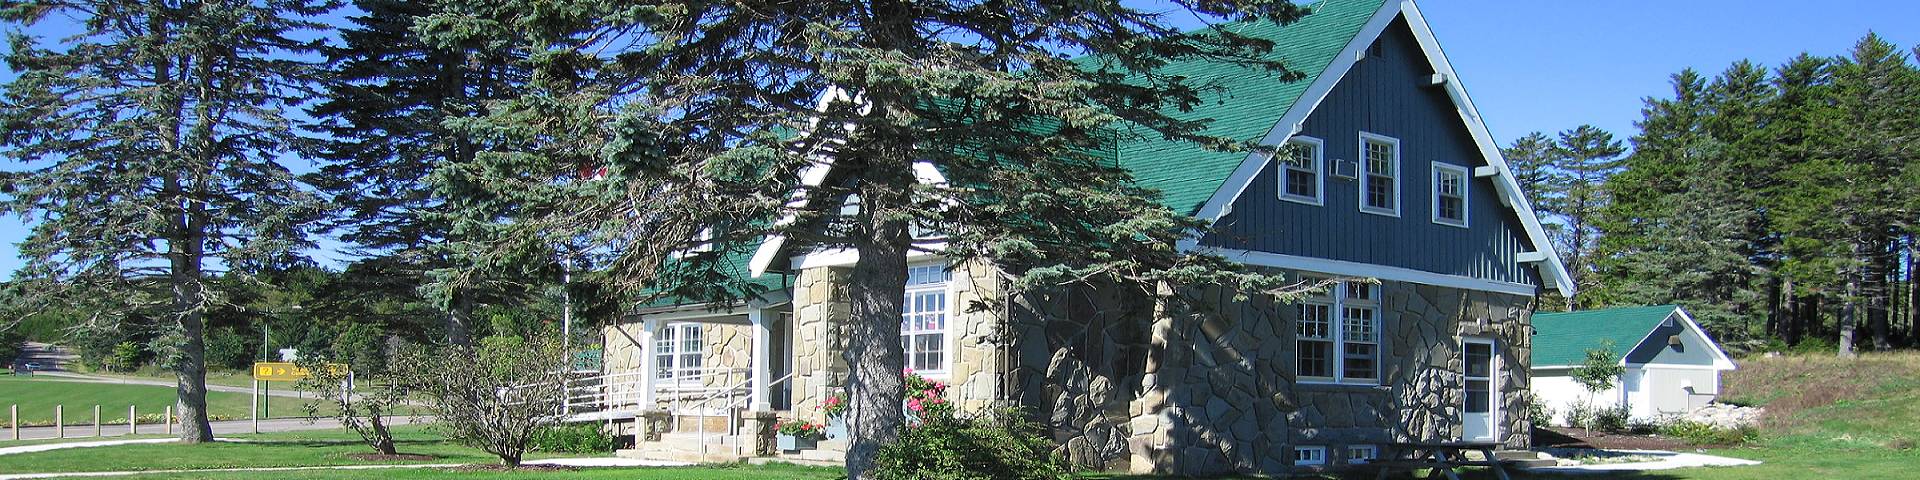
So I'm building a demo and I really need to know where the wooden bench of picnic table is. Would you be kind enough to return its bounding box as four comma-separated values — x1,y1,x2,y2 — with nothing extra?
1373,440,1513,480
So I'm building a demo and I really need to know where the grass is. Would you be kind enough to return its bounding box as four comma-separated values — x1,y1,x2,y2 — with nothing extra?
0,376,331,426
11,352,1920,479
102,463,843,480
83,367,265,390
0,426,532,474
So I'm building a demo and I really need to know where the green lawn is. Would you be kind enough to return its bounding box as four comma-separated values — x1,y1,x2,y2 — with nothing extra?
0,376,328,426
10,353,1919,480
100,464,842,480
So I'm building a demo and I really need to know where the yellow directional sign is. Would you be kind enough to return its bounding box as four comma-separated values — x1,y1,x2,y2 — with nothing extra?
251,362,348,381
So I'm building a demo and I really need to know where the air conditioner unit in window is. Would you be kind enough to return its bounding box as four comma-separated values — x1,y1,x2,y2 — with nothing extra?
1331,158,1358,179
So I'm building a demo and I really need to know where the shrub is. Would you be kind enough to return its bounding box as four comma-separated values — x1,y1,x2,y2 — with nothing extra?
1565,402,1633,433
776,419,827,439
870,409,1072,480
1661,420,1758,446
1523,393,1552,428
530,423,617,454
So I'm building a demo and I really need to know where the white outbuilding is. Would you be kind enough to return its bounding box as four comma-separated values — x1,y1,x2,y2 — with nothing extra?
1531,305,1737,425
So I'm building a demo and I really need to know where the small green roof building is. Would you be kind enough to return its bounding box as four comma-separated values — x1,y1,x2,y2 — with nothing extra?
1531,305,1736,424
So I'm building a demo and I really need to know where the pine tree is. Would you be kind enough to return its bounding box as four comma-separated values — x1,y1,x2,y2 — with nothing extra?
0,0,330,442
1501,132,1566,219
307,0,528,346
420,0,1315,475
1827,34,1919,356
1549,125,1626,309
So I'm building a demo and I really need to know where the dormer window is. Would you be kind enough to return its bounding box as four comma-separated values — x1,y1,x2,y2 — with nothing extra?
1278,137,1324,205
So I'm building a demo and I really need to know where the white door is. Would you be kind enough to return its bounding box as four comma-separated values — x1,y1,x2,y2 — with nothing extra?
1462,339,1497,441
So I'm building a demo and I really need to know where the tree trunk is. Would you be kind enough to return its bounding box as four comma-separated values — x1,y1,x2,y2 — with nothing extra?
1909,250,1919,345
1765,274,1783,340
369,414,397,455
841,150,913,480
1840,247,1862,358
447,289,474,346
1869,236,1893,350
167,172,216,443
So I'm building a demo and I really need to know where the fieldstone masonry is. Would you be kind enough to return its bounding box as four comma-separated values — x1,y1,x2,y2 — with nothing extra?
608,262,1537,476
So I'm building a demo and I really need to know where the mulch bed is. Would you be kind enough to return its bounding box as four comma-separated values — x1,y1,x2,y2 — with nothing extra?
1533,427,1694,451
347,453,440,461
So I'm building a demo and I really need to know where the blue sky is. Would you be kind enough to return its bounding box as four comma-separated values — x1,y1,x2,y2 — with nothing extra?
1,1,1917,278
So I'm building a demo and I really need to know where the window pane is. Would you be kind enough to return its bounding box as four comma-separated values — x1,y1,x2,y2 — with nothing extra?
1465,343,1492,378
1297,340,1332,378
1343,307,1376,342
1465,379,1491,413
1286,169,1316,198
1344,342,1377,381
656,355,674,379
1297,303,1331,339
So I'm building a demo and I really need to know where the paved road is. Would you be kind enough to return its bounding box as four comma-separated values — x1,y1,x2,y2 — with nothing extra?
2,416,434,442
30,371,312,400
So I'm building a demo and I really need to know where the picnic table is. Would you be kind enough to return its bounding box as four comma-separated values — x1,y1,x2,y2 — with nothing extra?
1371,440,1512,480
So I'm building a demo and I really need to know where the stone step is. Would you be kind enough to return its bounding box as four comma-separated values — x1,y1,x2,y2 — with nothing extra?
749,455,843,468
657,432,743,445
1493,449,1552,461
1507,458,1561,469
618,443,749,464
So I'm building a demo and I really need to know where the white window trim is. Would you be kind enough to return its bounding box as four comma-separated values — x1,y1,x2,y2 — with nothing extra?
1357,132,1401,217
901,262,956,378
1347,445,1378,465
1278,136,1325,206
655,323,705,387
1431,162,1469,228
1294,446,1327,466
1296,281,1383,386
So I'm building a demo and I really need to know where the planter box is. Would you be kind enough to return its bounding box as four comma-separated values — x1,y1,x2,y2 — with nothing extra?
777,434,818,451
825,416,848,440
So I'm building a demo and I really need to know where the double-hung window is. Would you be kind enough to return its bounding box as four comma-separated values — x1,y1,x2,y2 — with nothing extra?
1293,446,1327,466
1432,163,1468,227
1295,280,1381,384
1279,137,1324,204
1358,133,1400,216
901,264,950,375
655,323,704,386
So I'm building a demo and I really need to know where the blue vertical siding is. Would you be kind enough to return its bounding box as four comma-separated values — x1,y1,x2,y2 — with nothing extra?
1200,18,1543,287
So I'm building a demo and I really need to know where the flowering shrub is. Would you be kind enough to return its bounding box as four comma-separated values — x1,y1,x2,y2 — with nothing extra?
822,393,848,418
776,419,827,439
904,369,953,419
871,408,1071,480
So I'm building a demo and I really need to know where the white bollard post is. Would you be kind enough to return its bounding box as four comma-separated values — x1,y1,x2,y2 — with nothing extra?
55,405,63,438
165,406,173,435
129,405,138,435
93,405,101,437
9,404,17,440
251,379,259,434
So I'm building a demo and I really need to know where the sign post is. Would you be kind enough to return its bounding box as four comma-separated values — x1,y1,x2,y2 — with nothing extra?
251,362,348,427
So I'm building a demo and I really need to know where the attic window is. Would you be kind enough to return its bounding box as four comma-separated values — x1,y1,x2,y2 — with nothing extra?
1278,137,1324,205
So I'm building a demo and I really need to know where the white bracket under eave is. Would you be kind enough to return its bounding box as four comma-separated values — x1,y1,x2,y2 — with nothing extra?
1429,73,1448,86
1516,251,1549,263
1473,165,1500,178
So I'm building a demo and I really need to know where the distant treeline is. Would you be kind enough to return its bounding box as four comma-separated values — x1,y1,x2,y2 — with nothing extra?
1512,34,1920,356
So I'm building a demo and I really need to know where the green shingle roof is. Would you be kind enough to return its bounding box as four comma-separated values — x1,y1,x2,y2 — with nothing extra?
1113,0,1386,214
1531,305,1679,367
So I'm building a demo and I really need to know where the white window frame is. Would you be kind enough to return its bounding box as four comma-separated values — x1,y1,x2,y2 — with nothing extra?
1277,136,1325,205
1294,446,1327,466
1431,162,1469,227
1296,280,1382,386
654,322,705,388
1357,132,1401,217
901,263,954,378
1347,445,1378,464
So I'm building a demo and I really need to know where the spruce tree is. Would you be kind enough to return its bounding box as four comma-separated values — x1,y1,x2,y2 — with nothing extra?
420,0,1314,475
0,0,330,442
307,0,527,346
1549,125,1626,309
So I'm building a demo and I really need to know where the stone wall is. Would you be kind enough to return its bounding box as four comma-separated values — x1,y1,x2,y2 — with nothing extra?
1120,278,1535,475
1005,281,1155,470
790,266,853,419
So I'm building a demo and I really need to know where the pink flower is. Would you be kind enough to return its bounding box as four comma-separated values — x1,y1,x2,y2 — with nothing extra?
907,397,924,412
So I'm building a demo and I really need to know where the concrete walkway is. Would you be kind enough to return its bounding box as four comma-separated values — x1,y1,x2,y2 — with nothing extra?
1523,449,1762,474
